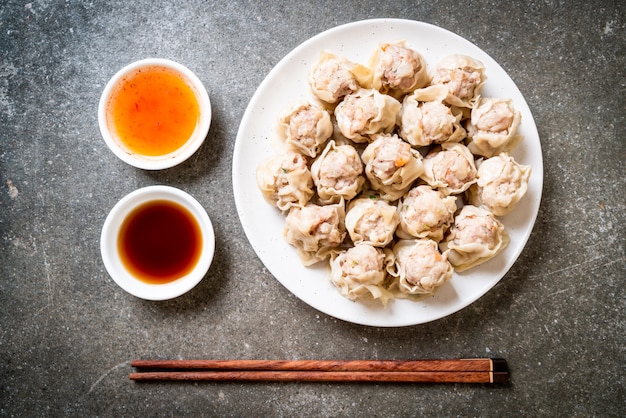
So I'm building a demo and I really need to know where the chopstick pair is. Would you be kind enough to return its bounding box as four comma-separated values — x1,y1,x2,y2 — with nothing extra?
130,358,509,384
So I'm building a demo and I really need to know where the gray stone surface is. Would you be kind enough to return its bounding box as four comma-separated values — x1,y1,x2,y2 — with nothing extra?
1,0,624,416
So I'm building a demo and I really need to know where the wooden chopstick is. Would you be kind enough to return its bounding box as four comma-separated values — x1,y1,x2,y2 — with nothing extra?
131,358,506,372
129,370,508,383
130,358,509,384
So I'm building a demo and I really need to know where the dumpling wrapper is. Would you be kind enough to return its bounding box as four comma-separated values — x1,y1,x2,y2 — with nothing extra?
467,97,523,157
398,85,466,147
429,54,486,108
256,151,314,212
361,133,424,201
311,140,365,204
440,205,510,272
309,51,372,105
284,200,346,266
420,142,478,195
397,185,457,242
468,153,532,216
329,244,395,304
334,88,402,143
369,40,429,98
345,196,400,247
390,238,454,297
280,102,333,158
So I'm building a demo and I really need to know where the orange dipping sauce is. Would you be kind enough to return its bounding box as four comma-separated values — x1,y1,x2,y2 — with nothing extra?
108,66,200,156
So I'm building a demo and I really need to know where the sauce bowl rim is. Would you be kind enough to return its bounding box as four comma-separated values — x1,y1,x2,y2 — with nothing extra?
98,58,212,170
100,185,215,300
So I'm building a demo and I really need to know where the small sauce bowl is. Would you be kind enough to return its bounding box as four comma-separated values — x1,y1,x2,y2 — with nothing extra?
101,185,215,300
98,58,211,170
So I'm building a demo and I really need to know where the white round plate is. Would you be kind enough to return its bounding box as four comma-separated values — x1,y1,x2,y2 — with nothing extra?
232,19,543,327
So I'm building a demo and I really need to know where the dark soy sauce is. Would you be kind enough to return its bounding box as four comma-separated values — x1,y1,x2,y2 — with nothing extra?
118,200,202,284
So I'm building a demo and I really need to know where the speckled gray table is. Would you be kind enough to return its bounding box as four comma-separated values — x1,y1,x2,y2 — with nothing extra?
1,1,624,416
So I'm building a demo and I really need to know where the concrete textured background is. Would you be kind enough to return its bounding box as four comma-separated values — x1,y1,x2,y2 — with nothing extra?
1,1,624,416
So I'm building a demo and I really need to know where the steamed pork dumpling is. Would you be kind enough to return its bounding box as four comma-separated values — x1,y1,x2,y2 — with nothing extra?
468,153,531,216
421,142,478,195
311,140,365,204
284,200,346,266
345,196,400,247
309,51,372,105
391,239,454,296
256,151,314,212
397,185,457,242
398,85,466,147
361,133,424,201
440,205,509,272
369,41,429,97
467,97,522,157
280,102,333,158
329,244,395,303
334,88,401,143
430,55,486,108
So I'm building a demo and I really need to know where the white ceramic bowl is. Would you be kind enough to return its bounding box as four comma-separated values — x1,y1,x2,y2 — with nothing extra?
101,185,215,300
98,58,212,170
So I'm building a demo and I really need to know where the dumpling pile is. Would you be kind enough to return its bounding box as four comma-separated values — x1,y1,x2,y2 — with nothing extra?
256,40,532,305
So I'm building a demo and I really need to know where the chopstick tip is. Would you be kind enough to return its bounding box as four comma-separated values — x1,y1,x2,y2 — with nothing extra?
492,372,510,384
491,358,509,373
